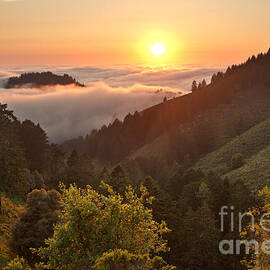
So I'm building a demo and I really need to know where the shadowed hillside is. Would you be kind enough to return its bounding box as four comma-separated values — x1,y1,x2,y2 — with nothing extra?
62,49,270,169
1,50,270,270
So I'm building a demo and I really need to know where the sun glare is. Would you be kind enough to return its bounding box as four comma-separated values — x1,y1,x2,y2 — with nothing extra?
151,43,165,56
136,31,181,65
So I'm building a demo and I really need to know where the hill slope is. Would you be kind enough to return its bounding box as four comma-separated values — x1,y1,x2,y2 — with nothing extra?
194,118,270,175
224,145,270,191
59,49,270,189
128,86,270,179
62,49,270,168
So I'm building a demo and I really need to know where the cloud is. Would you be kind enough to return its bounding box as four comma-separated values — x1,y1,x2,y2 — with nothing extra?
0,65,223,142
0,83,179,142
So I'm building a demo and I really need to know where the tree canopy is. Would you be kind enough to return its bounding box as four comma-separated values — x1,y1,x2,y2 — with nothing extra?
38,183,174,270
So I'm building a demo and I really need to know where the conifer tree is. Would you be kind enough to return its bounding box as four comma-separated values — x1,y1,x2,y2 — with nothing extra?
11,189,62,265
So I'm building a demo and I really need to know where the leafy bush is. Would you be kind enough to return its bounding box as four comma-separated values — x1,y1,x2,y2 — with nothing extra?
3,257,31,270
93,249,174,270
3,257,45,270
0,196,23,268
231,153,244,169
38,183,173,270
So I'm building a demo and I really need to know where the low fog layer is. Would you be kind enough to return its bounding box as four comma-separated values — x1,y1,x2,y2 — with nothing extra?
0,65,222,142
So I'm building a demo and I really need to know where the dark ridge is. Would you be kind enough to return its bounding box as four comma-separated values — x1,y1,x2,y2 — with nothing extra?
4,71,85,88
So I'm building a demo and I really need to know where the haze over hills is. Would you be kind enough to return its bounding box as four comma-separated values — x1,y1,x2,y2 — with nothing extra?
62,49,270,175
0,65,218,142
2,0,270,268
1,48,270,270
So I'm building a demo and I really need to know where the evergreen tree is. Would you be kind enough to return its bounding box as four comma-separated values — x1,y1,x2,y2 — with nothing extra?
104,165,130,195
191,80,198,92
180,205,222,270
201,79,207,88
64,151,97,188
11,189,62,265
0,103,26,197
20,120,48,172
142,177,182,267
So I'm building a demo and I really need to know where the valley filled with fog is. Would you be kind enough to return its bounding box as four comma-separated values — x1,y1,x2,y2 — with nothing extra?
0,64,221,141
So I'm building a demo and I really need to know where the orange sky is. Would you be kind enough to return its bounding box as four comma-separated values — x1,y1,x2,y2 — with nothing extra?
1,0,270,66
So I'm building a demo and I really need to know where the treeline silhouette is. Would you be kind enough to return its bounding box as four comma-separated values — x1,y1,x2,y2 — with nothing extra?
0,102,97,198
62,48,270,164
5,71,85,88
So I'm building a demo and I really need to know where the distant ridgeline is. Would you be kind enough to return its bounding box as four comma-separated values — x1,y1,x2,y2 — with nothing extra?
4,71,85,88
62,48,270,168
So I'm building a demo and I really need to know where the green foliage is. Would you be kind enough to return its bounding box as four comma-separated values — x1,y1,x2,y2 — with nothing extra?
151,256,174,270
225,145,270,192
20,120,49,172
64,150,98,188
178,181,201,213
0,103,51,199
203,171,230,214
142,177,181,267
0,144,26,197
0,196,23,268
11,189,62,265
102,165,130,195
0,103,26,197
38,183,172,270
1,50,270,270
44,144,66,189
166,168,204,200
179,205,222,270
121,159,145,184
241,187,270,269
3,257,31,270
92,249,148,270
93,249,175,270
195,118,270,174
3,257,46,270
142,176,180,227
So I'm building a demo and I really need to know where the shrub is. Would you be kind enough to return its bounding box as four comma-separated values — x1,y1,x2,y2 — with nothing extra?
38,183,174,270
3,257,31,270
231,153,244,169
3,257,45,270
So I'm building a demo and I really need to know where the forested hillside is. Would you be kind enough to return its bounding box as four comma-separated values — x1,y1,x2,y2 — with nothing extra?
62,49,270,167
0,49,270,269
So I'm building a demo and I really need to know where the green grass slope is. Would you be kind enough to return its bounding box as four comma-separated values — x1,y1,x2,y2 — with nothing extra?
129,88,270,168
194,118,270,175
224,145,270,192
130,132,171,162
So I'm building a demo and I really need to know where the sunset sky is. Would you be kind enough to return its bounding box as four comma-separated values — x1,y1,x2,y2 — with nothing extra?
1,0,270,65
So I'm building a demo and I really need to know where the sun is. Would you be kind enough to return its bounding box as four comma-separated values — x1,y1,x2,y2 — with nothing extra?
151,43,165,56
